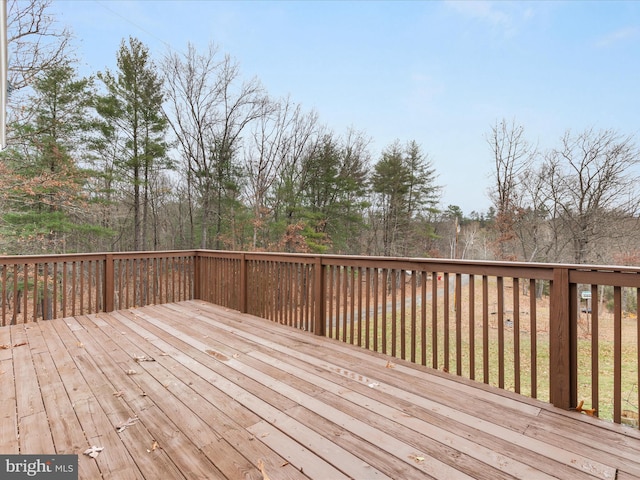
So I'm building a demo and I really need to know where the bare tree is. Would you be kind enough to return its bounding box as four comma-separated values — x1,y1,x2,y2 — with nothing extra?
7,0,71,91
243,96,320,249
545,128,640,264
487,118,536,260
162,43,266,248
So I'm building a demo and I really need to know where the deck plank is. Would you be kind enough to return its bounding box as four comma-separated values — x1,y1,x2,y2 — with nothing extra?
2,300,640,479
99,309,310,480
0,324,18,454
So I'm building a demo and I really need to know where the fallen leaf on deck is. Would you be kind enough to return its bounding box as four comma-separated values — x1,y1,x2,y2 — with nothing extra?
83,446,104,458
232,353,240,358
13,342,27,348
141,391,147,397
125,369,137,375
409,454,425,463
257,459,271,480
113,391,124,398
76,342,84,348
0,344,9,349
147,440,159,452
385,361,395,369
281,461,289,467
116,416,139,433
159,352,169,356
134,355,155,362
206,349,229,361
260,432,269,438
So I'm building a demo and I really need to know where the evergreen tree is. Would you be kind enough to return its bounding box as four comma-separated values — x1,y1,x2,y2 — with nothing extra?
299,132,369,253
371,140,440,256
95,37,168,251
0,61,95,253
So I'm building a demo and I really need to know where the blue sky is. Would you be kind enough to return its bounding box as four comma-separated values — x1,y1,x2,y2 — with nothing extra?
50,0,640,215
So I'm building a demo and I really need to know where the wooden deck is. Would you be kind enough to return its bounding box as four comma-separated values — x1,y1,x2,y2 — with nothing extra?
1,301,639,480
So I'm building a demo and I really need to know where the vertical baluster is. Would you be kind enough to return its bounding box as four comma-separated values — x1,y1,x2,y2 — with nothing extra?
400,269,406,359
349,266,355,345
365,267,371,350
613,286,622,424
513,277,521,394
32,263,38,322
62,262,67,318
591,284,599,414
443,272,450,373
381,268,387,355
530,279,537,398
52,262,58,318
23,263,29,323
391,269,397,358
1,265,6,325
469,275,476,380
410,270,417,363
497,276,505,389
482,275,489,384
431,271,438,369
373,268,379,352
420,271,427,366
455,273,462,376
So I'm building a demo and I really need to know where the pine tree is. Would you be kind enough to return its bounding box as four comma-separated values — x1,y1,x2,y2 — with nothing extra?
0,61,94,253
95,37,168,251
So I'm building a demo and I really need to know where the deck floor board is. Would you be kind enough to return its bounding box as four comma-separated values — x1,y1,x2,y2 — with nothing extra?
3,300,640,479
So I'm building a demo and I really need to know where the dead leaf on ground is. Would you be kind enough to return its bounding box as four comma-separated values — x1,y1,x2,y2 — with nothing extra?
147,440,159,452
573,399,597,416
83,446,104,458
257,459,271,480
113,391,124,398
76,342,84,348
125,369,137,375
13,342,27,348
0,344,9,349
385,360,395,369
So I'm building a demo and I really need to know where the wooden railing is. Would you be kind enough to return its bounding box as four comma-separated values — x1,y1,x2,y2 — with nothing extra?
0,251,195,323
2,250,639,427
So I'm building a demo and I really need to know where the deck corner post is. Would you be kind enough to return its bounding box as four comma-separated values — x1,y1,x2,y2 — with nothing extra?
104,254,114,312
239,252,247,313
549,266,574,409
313,256,326,336
193,250,202,300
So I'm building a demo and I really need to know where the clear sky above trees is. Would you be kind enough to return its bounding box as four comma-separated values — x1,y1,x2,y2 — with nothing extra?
49,0,640,214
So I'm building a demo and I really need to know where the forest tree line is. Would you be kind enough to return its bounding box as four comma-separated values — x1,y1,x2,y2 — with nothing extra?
1,0,640,265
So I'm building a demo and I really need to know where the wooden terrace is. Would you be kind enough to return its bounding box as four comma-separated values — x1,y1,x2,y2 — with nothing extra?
3,300,640,479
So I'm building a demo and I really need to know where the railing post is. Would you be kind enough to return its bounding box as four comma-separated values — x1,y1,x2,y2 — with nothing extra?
104,254,114,312
313,256,325,336
193,251,201,300
549,266,575,409
239,253,247,313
